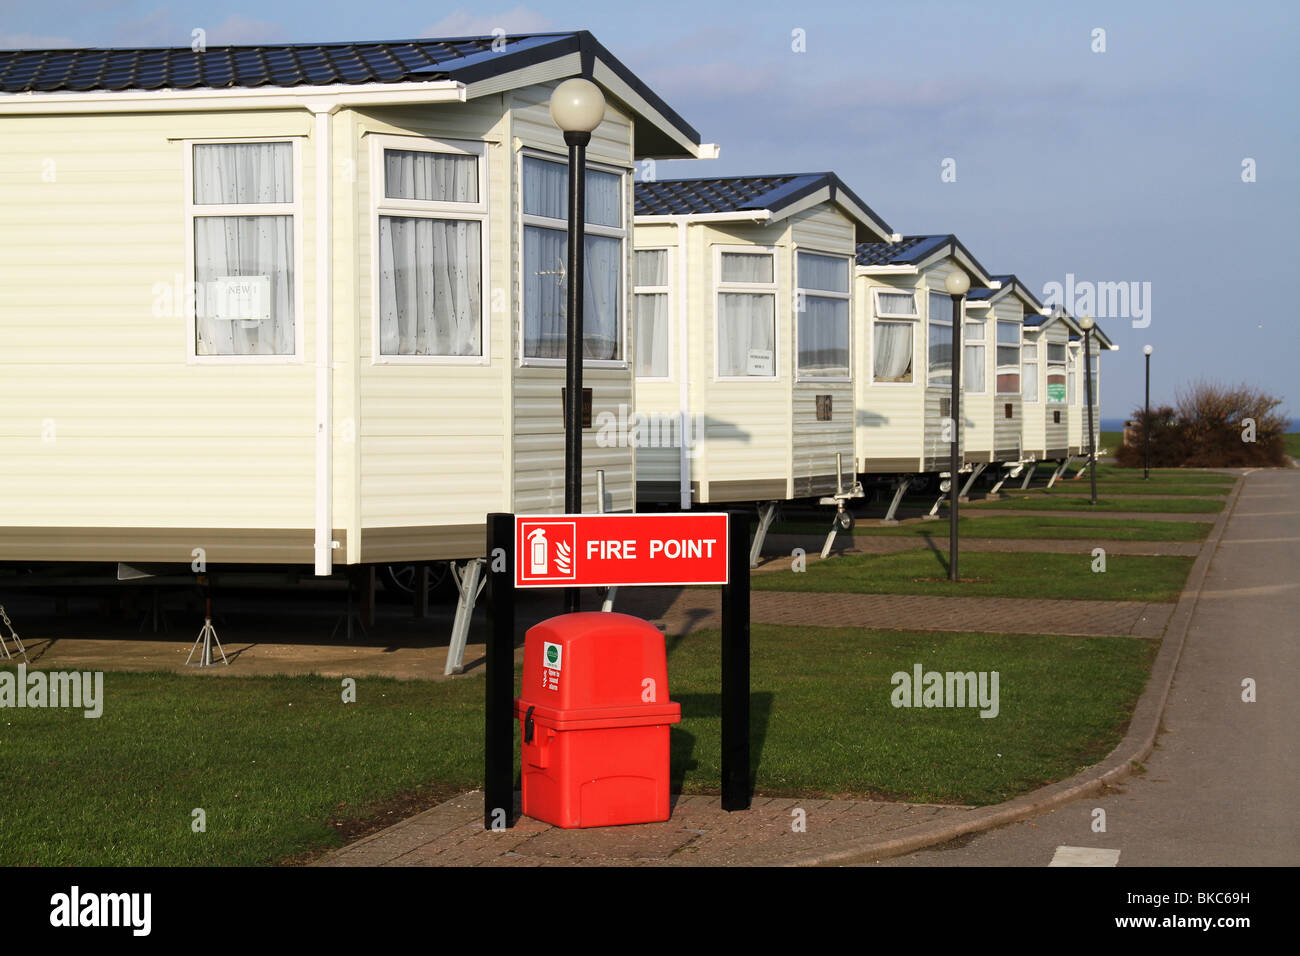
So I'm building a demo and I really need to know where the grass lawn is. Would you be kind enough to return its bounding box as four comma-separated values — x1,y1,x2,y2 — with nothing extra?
751,548,1193,601
1046,480,1230,497
670,625,1156,805
1094,465,1234,482
1284,433,1300,457
0,622,1158,863
775,515,1210,542
1100,430,1124,449
971,495,1223,514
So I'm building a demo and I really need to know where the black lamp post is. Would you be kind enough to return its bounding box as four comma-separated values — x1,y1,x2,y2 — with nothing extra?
1143,344,1153,480
945,269,970,582
550,78,606,613
1080,314,1098,505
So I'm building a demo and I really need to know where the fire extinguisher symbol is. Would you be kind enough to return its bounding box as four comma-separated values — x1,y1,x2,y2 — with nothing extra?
519,521,577,581
528,528,548,575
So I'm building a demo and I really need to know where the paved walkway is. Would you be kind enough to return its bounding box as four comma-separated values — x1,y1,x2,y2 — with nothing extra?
311,475,1250,868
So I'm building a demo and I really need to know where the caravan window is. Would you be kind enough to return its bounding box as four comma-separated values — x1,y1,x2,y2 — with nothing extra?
996,320,1020,393
927,291,954,387
375,138,488,359
1046,340,1067,403
190,141,299,358
1022,341,1040,403
716,249,777,378
964,319,986,393
796,252,850,378
872,289,916,383
634,249,671,378
1068,346,1078,404
522,155,625,362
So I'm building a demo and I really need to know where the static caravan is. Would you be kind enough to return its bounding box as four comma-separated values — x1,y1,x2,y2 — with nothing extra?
853,235,995,519
631,173,893,555
1020,307,1083,478
1068,321,1117,459
0,35,712,608
963,274,1049,493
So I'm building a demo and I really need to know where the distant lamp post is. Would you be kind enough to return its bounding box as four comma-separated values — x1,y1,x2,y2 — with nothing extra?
550,78,606,613
1143,344,1153,480
1080,315,1098,505
945,269,971,582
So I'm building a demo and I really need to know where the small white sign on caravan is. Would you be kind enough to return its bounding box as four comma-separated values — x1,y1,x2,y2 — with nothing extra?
211,275,271,325
745,348,774,376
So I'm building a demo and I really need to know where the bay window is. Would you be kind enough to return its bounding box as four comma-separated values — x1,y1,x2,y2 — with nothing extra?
964,318,986,392
522,154,625,362
634,249,671,378
872,289,916,383
996,319,1020,394
375,138,487,359
927,291,953,387
1047,341,1067,403
796,251,850,378
1022,340,1040,403
190,140,299,357
716,249,776,377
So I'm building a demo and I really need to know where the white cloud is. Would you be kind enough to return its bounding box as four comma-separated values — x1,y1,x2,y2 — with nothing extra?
422,6,553,39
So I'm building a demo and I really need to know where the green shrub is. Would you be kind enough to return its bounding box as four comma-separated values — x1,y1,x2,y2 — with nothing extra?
1117,381,1286,467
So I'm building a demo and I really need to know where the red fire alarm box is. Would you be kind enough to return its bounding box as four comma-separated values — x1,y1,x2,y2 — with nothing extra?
514,612,681,828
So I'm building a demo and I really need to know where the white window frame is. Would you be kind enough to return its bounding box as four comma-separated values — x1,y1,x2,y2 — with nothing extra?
870,287,918,386
184,136,305,364
1068,342,1080,406
963,317,986,394
1046,336,1067,404
368,134,490,366
713,243,779,381
995,316,1021,395
873,287,918,319
794,247,852,382
926,288,956,388
1022,334,1041,404
517,147,628,369
633,246,673,381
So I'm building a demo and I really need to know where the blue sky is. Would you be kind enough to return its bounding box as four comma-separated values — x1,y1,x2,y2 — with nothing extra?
4,0,1297,420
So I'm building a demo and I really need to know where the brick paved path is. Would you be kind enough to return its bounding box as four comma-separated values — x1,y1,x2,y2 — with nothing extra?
314,790,969,868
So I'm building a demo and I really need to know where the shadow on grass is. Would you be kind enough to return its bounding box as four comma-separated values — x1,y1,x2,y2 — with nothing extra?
669,691,775,797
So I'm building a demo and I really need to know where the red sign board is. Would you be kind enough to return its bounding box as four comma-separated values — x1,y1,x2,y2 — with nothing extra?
514,513,729,588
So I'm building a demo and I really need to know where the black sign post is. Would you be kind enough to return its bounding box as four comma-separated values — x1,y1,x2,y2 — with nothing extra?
721,510,752,811
484,512,515,830
483,510,752,829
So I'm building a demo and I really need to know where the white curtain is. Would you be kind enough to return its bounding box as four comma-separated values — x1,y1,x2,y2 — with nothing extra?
964,345,985,391
873,321,912,381
1023,343,1039,402
522,157,621,226
720,252,773,284
522,227,622,360
798,296,848,376
193,143,295,356
928,292,953,386
378,216,481,356
635,249,667,286
635,294,669,377
384,149,477,202
718,293,775,376
877,291,915,315
798,252,848,293
1068,354,1077,404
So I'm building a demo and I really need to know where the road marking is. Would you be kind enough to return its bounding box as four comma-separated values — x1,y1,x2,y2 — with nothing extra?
1049,845,1121,867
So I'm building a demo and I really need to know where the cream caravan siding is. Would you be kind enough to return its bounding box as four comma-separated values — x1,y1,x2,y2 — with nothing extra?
1043,324,1068,454
349,99,512,548
790,206,855,491
856,274,922,471
1021,329,1046,455
696,220,791,501
0,110,321,551
510,86,637,514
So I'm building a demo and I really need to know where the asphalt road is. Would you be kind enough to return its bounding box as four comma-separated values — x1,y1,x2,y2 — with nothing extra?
868,468,1299,867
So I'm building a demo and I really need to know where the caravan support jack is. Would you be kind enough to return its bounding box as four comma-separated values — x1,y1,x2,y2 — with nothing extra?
749,501,779,569
1020,462,1038,490
959,462,988,501
1045,457,1072,489
880,477,913,525
445,558,486,676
